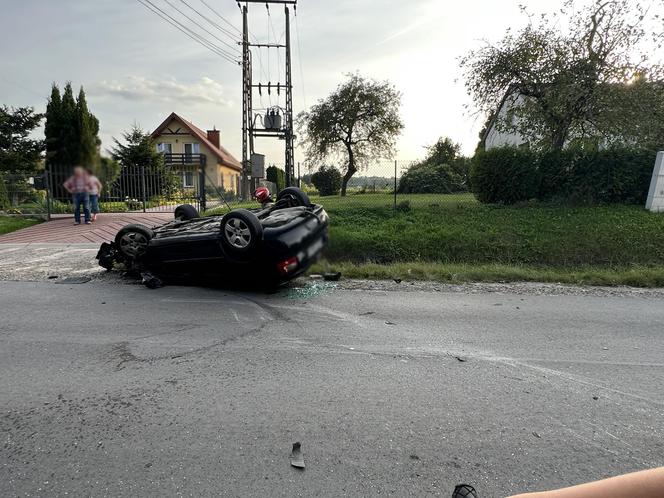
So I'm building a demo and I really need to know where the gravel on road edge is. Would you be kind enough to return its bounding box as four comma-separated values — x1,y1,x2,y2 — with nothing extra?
3,243,664,299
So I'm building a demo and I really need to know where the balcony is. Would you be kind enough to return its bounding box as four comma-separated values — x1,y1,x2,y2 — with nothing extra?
162,153,206,166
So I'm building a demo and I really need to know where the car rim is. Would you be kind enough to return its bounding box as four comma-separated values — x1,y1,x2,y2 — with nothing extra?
224,218,251,248
119,232,149,258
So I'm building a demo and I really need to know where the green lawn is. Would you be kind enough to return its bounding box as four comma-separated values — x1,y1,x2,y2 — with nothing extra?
0,216,41,235
317,195,664,266
208,192,664,286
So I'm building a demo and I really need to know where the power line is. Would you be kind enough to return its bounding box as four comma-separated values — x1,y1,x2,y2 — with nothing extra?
293,8,306,109
267,6,282,85
177,0,241,45
136,0,239,64
163,0,240,56
199,0,242,35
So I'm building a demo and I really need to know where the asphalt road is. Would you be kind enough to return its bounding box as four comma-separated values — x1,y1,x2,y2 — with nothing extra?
1,280,663,497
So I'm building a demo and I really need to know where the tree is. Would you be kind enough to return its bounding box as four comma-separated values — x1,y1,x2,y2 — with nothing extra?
59,83,78,167
44,84,63,170
266,164,285,191
398,137,470,193
0,106,44,172
311,165,342,196
461,0,664,150
44,82,101,170
111,125,177,199
75,87,100,167
97,156,121,188
298,74,404,195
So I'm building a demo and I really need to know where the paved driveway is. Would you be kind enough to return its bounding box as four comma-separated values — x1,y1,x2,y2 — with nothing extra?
0,213,172,244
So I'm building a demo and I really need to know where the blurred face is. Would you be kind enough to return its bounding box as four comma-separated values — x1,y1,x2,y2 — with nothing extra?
73,167,85,177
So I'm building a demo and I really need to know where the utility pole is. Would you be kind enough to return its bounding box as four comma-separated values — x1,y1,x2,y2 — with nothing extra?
241,4,250,199
240,0,297,195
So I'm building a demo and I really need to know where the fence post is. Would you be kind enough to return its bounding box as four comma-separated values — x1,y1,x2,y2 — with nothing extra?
140,165,147,213
199,160,206,212
45,169,52,221
394,160,397,210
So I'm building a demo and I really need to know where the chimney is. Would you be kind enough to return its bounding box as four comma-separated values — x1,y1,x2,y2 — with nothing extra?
207,127,220,149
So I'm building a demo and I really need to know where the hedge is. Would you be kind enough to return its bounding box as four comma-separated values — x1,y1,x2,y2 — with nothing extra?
471,146,658,205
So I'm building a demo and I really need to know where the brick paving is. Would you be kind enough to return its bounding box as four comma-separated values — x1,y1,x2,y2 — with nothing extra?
0,213,172,245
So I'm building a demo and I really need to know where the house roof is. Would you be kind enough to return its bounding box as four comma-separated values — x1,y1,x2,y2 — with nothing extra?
480,88,520,147
151,112,242,171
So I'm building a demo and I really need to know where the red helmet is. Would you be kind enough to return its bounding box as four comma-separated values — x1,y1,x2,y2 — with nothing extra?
252,186,271,203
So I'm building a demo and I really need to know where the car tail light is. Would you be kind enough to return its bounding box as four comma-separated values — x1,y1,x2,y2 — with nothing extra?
277,256,299,276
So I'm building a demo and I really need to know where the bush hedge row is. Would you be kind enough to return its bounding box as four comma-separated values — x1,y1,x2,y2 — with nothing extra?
471,146,658,205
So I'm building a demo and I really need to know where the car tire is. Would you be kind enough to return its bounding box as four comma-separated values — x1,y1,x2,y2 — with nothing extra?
277,187,310,207
174,204,199,221
115,224,154,260
220,209,263,256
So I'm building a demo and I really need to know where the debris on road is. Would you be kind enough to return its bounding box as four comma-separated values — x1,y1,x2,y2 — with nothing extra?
323,272,341,281
141,272,163,289
453,484,478,497
359,311,375,316
54,276,91,285
454,356,466,362
532,431,541,438
385,321,396,325
290,442,305,469
393,278,402,284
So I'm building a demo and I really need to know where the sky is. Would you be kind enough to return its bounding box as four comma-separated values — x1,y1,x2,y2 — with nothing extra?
1,0,577,168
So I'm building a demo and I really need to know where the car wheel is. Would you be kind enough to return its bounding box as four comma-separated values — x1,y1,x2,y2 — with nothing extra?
174,204,199,221
277,187,310,207
220,209,263,254
115,224,154,260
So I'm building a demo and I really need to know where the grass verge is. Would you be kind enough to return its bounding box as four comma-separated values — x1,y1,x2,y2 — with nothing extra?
0,216,41,235
309,261,664,288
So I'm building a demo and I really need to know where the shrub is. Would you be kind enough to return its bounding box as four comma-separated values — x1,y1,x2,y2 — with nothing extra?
311,165,342,196
266,165,286,191
471,147,540,204
472,146,657,205
396,200,411,212
0,174,9,210
398,161,469,194
538,146,656,204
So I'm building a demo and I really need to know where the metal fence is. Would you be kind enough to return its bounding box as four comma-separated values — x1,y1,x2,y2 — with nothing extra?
0,172,50,216
0,160,476,217
216,160,477,212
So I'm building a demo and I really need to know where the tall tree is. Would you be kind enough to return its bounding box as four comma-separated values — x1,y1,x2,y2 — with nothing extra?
111,125,177,198
0,106,44,172
298,74,403,195
44,84,63,170
75,87,100,167
59,83,78,166
461,0,664,150
45,82,102,199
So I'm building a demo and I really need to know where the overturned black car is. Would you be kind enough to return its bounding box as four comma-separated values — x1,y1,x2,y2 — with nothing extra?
96,187,329,288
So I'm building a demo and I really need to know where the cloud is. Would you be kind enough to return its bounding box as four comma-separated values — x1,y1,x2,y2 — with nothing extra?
88,76,230,106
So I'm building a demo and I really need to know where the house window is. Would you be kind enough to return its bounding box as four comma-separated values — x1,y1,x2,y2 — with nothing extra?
156,143,172,154
183,143,200,161
182,171,195,188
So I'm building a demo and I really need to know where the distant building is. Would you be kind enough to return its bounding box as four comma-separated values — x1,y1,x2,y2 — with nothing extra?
481,93,529,150
151,112,242,193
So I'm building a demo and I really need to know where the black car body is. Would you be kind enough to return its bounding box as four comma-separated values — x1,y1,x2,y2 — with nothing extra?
96,188,329,287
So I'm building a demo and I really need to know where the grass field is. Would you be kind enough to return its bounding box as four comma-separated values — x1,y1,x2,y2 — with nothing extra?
0,216,41,235
209,192,664,286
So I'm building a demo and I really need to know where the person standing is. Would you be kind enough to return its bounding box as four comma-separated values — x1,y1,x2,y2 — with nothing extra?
63,166,91,225
86,168,103,222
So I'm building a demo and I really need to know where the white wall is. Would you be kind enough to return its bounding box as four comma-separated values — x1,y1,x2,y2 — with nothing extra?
646,152,664,212
485,94,528,150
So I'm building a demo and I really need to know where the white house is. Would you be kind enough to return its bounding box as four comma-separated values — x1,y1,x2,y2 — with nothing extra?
482,93,529,150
